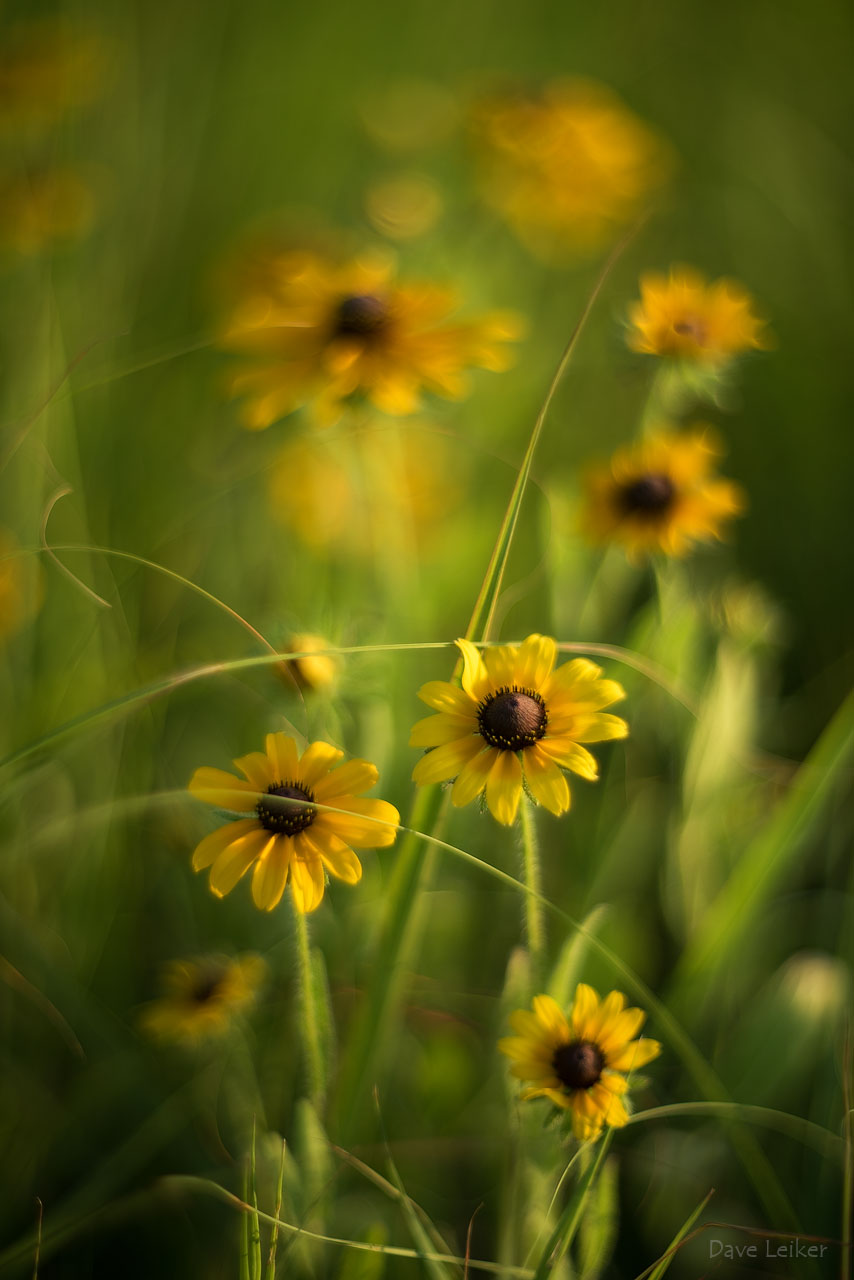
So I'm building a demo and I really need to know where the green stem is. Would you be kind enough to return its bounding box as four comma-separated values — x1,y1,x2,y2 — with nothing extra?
519,799,545,987
294,907,325,1109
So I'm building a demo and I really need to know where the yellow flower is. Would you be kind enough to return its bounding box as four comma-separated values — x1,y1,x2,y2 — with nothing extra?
279,633,338,692
189,733,399,913
470,78,671,260
499,986,661,1141
627,266,769,362
0,169,95,254
582,429,745,560
269,426,466,557
0,529,43,644
139,953,266,1045
221,249,520,429
410,634,627,826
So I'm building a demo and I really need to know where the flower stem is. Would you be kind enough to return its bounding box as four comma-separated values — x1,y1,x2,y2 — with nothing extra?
519,798,546,987
293,905,325,1109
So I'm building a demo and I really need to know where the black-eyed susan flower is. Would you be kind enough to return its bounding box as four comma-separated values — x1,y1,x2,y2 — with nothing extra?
470,78,671,260
410,635,627,826
139,953,266,1045
279,633,338,692
221,249,520,429
499,986,661,1141
581,428,745,560
627,266,769,363
189,733,399,913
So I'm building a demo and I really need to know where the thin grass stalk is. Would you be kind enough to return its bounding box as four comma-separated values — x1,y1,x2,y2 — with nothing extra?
532,1132,614,1279
264,1141,287,1280
842,1025,853,1280
519,798,546,987
293,907,325,1109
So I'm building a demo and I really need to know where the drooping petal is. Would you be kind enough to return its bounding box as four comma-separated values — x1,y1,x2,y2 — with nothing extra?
209,829,274,897
451,746,499,807
485,750,523,825
412,734,484,785
290,854,326,913
251,838,290,911
455,638,490,701
539,737,599,779
191,818,259,871
304,829,362,885
523,745,571,815
188,767,259,811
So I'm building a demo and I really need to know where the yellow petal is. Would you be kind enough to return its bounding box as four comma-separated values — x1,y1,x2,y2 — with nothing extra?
191,818,259,871
451,746,499,808
598,1007,646,1053
523,745,571,815
304,829,362,885
265,733,300,780
290,854,326,913
412,734,484,785
188,767,259,812
416,680,474,714
571,714,629,744
482,644,517,688
455,638,490,701
513,634,557,690
607,1038,661,1072
316,796,400,848
571,983,601,1039
298,740,345,787
532,994,570,1039
485,750,523,825
540,738,599,780
209,829,274,897
409,713,476,748
233,752,273,789
251,838,290,911
313,758,378,799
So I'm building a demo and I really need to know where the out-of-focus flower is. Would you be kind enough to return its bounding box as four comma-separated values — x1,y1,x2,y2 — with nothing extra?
470,78,671,260
410,634,627,826
364,172,443,240
139,953,266,1045
279,633,338,692
499,986,660,1141
627,266,769,362
268,426,466,557
189,733,399,913
0,22,111,140
221,248,521,429
360,78,459,152
0,168,95,254
581,429,745,560
0,529,43,644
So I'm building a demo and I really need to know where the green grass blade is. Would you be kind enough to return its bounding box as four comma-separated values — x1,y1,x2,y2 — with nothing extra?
532,1133,614,1280
641,1190,714,1280
264,1141,287,1280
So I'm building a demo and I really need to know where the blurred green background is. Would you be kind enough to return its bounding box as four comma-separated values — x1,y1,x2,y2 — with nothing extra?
1,0,852,1277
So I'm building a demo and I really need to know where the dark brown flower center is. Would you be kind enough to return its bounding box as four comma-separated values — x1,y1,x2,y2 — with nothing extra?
618,472,675,516
189,966,225,1005
477,686,548,752
256,782,315,835
672,316,707,344
334,294,390,339
552,1040,604,1090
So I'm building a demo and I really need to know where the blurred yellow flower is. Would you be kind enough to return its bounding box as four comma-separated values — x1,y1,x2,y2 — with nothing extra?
364,172,443,240
221,249,520,429
280,633,338,692
410,634,627,826
0,169,95,254
0,21,111,139
470,78,671,259
627,266,769,362
189,733,399,913
269,426,466,556
139,954,266,1045
0,529,43,644
499,985,661,1141
582,428,745,560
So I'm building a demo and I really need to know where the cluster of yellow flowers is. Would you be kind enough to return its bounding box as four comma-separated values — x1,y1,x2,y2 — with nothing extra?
159,81,770,1143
